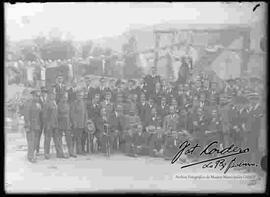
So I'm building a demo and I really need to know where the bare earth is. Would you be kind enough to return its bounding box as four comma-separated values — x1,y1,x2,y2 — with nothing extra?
5,132,266,193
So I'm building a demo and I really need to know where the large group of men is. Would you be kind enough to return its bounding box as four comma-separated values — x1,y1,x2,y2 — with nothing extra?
22,65,264,174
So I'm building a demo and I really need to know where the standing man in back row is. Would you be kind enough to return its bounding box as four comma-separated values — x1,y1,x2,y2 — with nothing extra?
54,75,66,104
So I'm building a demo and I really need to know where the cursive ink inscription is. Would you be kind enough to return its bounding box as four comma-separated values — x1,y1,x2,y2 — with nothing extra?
200,141,249,156
171,141,201,164
202,157,258,174
171,140,257,174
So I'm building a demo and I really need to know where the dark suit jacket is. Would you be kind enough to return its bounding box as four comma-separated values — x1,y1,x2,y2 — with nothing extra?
145,115,162,129
143,75,161,98
109,112,127,135
163,114,180,132
137,103,151,127
54,83,66,103
86,103,101,122
43,100,58,130
67,87,77,104
94,87,110,101
157,105,169,122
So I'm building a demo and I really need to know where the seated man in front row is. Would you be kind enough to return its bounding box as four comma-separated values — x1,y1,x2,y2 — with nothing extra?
122,105,142,157
83,119,97,154
95,108,118,154
145,107,164,157
162,105,180,160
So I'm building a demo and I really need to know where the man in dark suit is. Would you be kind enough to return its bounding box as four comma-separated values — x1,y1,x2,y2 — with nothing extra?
125,79,138,96
145,107,163,157
83,76,95,102
100,91,114,116
205,108,223,156
152,82,163,105
54,75,66,104
143,66,161,98
95,107,119,154
67,80,77,104
163,105,180,160
137,79,148,99
157,96,169,123
95,77,108,101
113,80,125,103
137,93,151,128
173,84,185,108
109,104,127,152
122,105,142,157
87,93,101,124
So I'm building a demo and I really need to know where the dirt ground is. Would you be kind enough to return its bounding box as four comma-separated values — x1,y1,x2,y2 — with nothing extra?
4,131,266,193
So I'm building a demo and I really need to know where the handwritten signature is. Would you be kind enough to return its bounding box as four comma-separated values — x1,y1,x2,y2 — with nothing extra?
171,141,258,174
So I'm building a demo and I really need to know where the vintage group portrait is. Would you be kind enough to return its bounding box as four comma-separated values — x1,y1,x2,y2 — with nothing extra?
4,2,267,193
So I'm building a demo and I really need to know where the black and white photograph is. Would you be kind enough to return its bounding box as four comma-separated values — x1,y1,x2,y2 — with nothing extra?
4,2,267,193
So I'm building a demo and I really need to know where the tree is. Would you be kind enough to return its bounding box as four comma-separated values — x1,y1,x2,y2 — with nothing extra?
91,46,105,57
122,36,142,79
21,45,38,62
82,40,93,59
104,48,112,56
34,36,47,49
40,39,75,61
